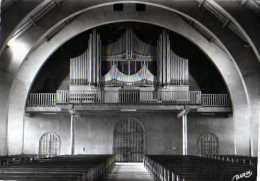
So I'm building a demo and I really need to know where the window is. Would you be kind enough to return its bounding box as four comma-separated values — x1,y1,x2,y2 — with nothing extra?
39,132,61,157
136,4,146,11
197,132,219,156
113,4,124,11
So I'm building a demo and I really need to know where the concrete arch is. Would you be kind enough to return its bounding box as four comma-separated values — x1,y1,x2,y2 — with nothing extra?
2,0,260,65
199,0,260,62
7,3,251,156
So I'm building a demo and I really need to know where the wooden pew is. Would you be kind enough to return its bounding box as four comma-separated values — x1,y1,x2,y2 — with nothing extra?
206,154,257,167
0,154,115,181
144,155,257,181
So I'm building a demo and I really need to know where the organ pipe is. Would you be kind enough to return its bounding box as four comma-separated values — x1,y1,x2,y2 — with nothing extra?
70,29,101,86
69,28,189,88
157,30,189,86
103,28,155,62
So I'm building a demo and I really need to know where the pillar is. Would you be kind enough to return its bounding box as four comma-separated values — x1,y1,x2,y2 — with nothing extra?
182,114,188,155
70,110,78,155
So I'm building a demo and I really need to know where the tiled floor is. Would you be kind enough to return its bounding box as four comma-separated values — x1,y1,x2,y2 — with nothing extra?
106,162,154,181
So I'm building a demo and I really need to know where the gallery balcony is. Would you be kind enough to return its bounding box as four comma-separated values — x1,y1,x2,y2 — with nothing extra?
25,90,232,113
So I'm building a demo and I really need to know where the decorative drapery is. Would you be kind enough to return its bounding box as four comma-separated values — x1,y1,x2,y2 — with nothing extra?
104,64,154,84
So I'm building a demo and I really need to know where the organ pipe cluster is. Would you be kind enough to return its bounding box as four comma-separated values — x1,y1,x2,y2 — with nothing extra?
104,64,154,84
157,30,189,86
70,28,189,88
70,30,102,86
104,28,155,62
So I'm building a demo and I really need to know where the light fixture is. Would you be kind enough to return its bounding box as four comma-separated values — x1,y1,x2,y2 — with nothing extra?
7,37,29,61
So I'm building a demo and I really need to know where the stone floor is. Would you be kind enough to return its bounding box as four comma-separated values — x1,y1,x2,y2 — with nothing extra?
105,162,154,181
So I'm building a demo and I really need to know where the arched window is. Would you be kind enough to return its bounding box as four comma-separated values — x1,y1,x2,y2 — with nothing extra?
39,132,61,157
197,132,219,156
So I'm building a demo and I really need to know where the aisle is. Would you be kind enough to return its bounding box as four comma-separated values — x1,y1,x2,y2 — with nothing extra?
106,162,154,181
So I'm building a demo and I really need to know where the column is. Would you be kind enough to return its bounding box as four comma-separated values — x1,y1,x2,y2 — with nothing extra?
70,110,78,155
182,114,188,155
178,108,190,156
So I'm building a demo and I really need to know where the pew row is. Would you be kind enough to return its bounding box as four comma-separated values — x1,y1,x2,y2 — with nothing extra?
0,154,115,181
144,155,257,181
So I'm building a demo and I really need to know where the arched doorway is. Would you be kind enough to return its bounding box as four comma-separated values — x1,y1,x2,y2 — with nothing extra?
198,132,219,156
113,119,144,162
39,132,61,157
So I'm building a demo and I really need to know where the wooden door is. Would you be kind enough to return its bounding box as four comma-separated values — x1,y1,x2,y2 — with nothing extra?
113,119,144,162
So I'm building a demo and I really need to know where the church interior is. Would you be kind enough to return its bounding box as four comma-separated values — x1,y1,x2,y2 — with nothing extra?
0,0,259,181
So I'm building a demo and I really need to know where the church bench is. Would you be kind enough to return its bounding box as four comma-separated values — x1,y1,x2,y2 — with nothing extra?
206,154,257,167
0,154,115,181
144,155,256,181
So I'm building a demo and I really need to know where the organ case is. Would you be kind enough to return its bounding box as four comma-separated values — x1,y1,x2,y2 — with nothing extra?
67,27,191,104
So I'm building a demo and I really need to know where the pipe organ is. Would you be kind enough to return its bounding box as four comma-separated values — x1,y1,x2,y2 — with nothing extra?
68,27,191,103
157,30,189,86
157,30,190,101
70,30,101,87
104,64,154,86
103,28,155,62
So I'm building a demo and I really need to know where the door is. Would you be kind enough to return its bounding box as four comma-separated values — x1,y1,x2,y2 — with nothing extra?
113,119,144,162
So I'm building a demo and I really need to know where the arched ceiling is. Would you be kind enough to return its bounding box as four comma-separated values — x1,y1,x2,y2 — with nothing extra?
0,0,259,80
1,0,260,61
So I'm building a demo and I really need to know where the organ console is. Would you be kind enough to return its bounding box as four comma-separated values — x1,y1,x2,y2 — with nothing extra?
69,27,191,103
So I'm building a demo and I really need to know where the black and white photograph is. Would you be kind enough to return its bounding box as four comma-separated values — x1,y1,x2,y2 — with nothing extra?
0,0,259,181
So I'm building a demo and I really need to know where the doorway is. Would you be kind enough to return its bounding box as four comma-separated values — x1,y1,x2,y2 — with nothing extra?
113,118,144,162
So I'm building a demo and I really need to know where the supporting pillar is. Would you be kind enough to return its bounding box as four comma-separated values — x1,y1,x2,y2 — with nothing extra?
70,110,78,155
182,114,188,155
178,108,190,156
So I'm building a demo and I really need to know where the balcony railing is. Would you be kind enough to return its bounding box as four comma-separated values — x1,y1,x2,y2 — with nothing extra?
26,93,56,107
201,94,231,106
26,90,231,108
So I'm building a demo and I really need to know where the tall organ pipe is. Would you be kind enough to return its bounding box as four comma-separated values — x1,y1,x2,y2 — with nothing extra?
69,29,101,86
157,30,189,86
